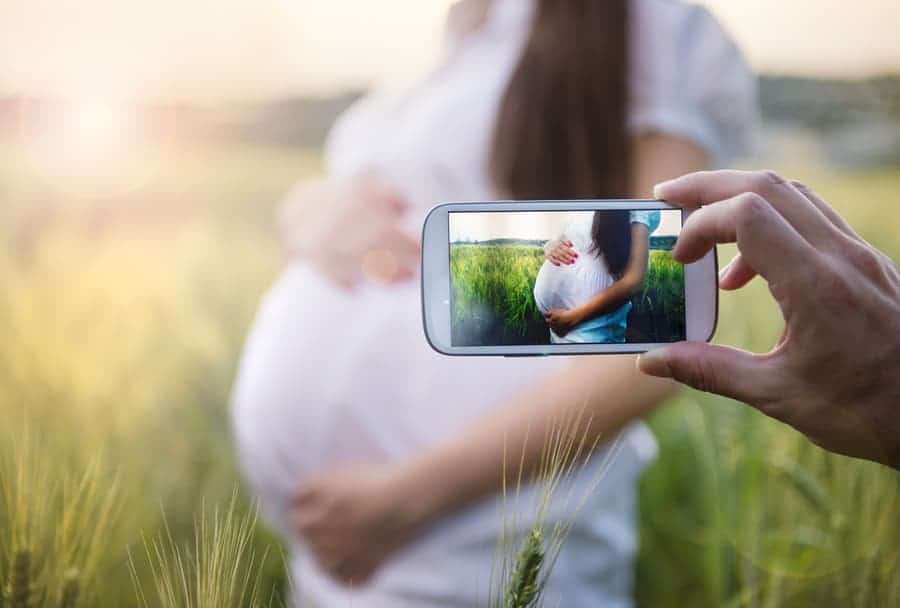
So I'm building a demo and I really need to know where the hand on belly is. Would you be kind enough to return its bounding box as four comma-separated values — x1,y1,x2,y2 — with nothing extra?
292,462,426,586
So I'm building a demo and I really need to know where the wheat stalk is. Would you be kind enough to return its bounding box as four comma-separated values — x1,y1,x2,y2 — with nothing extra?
504,527,544,608
490,405,625,608
1,425,123,607
130,489,282,608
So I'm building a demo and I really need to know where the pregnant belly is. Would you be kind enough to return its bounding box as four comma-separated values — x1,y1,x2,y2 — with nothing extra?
533,258,615,314
533,261,575,313
232,263,563,516
233,265,554,510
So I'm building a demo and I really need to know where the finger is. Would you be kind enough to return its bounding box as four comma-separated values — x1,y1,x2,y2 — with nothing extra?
291,504,327,532
718,253,757,290
673,193,818,288
390,266,417,284
656,170,838,246
366,176,409,215
335,560,374,587
309,259,358,292
637,342,776,405
789,180,862,241
294,488,317,506
362,229,421,283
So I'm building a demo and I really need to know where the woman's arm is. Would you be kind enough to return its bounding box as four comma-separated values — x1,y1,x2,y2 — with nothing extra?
393,354,673,525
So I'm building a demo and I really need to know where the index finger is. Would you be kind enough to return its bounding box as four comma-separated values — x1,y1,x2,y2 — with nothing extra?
674,192,819,288
656,170,839,247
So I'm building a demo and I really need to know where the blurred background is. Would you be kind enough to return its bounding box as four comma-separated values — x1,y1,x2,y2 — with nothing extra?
1,1,898,606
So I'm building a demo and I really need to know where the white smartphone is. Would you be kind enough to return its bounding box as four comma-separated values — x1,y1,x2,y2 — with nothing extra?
421,200,717,356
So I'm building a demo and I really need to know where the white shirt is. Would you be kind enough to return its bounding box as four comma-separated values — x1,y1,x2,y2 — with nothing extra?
231,1,756,606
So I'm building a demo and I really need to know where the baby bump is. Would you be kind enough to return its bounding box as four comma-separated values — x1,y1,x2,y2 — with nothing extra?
231,263,404,508
533,261,572,313
231,262,564,523
534,256,616,314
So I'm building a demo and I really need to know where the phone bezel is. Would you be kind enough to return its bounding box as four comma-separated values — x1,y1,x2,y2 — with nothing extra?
421,200,717,356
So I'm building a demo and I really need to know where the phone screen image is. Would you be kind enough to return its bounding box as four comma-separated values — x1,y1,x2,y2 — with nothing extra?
448,209,685,347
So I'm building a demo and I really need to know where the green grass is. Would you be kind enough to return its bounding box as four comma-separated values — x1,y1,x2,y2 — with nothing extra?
450,244,684,345
0,134,898,606
450,244,547,345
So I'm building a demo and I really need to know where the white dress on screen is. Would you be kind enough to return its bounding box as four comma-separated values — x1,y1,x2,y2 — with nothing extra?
231,1,756,606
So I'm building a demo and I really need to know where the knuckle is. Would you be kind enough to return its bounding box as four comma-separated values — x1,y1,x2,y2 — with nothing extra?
693,357,720,394
789,180,813,198
752,169,789,192
734,192,772,228
847,242,888,280
674,354,719,394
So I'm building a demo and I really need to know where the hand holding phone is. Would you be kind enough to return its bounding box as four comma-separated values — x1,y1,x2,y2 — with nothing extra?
639,170,900,468
421,200,718,356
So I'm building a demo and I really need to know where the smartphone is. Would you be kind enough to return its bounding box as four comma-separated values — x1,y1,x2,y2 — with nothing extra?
421,200,717,356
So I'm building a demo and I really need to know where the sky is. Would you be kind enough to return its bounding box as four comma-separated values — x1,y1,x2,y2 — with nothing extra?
449,210,681,242
0,0,898,102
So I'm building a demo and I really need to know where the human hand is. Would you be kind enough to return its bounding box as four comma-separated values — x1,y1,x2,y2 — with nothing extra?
278,173,420,289
544,239,578,266
545,308,581,337
292,464,427,586
638,170,900,469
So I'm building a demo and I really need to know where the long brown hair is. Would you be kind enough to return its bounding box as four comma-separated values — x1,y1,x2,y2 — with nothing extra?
590,210,632,278
491,0,631,200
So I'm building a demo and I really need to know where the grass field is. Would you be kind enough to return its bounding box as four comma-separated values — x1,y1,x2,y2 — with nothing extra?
0,135,898,606
450,244,685,345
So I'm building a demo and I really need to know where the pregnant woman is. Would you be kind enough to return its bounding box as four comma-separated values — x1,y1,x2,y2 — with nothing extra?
535,211,661,343
232,1,755,606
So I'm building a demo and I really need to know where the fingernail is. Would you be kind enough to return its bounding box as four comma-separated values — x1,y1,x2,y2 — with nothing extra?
637,349,672,378
653,181,673,200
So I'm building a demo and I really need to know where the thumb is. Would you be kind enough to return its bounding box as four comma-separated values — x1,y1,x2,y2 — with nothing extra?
637,342,764,405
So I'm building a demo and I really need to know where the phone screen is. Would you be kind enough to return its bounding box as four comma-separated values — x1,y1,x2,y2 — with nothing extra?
448,209,685,347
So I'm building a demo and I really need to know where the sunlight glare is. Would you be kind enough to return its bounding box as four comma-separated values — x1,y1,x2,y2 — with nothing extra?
64,98,131,153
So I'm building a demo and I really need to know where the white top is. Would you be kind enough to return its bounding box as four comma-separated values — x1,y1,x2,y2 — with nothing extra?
231,1,756,606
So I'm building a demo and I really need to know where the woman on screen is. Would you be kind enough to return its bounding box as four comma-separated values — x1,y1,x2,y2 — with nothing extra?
231,1,756,606
535,210,661,344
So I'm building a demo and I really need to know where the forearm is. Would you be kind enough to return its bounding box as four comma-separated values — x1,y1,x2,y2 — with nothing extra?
394,356,676,527
569,278,638,325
